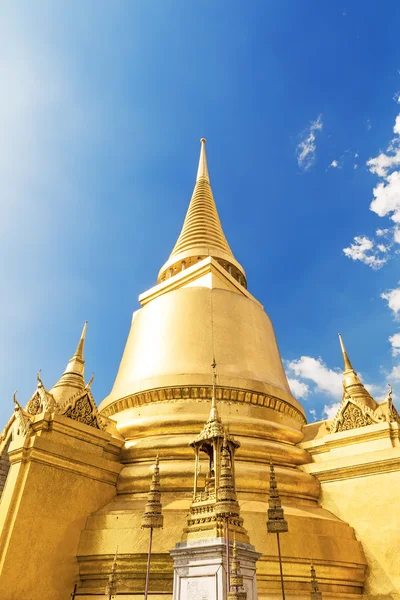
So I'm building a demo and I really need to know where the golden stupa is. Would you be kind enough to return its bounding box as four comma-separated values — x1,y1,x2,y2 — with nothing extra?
0,139,399,600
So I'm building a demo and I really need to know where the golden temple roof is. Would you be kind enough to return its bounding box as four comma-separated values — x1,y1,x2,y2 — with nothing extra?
158,139,246,285
51,322,87,403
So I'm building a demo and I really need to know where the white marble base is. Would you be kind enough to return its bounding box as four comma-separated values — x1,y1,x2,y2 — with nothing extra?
170,537,261,600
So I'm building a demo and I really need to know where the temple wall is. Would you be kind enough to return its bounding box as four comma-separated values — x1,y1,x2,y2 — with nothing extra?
0,438,11,497
302,421,400,600
0,413,123,600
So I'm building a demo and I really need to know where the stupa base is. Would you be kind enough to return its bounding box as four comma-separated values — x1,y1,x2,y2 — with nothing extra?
170,537,260,600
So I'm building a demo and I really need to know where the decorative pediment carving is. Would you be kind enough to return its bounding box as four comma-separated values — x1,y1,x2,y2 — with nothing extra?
60,391,103,430
330,393,382,434
330,383,400,434
336,402,373,432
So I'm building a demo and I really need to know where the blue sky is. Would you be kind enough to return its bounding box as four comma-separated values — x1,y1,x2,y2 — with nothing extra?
1,1,400,426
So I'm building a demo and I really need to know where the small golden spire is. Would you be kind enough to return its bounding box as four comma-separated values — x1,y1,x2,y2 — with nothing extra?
209,358,221,422
105,547,118,598
51,322,88,402
338,333,354,372
227,535,247,600
141,456,164,529
310,563,322,599
75,321,88,361
337,333,377,411
215,439,240,520
267,459,288,534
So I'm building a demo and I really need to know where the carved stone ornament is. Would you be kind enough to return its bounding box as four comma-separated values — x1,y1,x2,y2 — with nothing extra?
336,402,373,432
61,392,103,430
330,395,382,434
26,393,42,416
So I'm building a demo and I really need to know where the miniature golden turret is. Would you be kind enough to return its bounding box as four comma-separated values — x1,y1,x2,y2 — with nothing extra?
141,456,163,600
228,538,247,600
215,434,242,524
338,333,376,410
186,362,248,544
141,455,163,530
310,564,322,600
267,460,288,535
105,548,118,599
267,460,288,600
51,322,87,403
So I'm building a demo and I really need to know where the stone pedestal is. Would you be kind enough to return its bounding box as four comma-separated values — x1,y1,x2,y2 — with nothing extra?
170,537,261,600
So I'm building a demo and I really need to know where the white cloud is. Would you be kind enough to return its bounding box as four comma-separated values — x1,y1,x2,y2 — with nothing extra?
286,356,343,398
367,148,400,178
343,236,389,269
323,402,341,420
381,286,400,317
329,159,339,168
288,378,310,399
376,228,391,237
395,115,400,135
389,333,400,356
394,92,400,104
309,408,317,421
355,152,359,158
354,164,359,169
370,171,400,223
394,229,400,244
297,115,323,170
387,365,400,381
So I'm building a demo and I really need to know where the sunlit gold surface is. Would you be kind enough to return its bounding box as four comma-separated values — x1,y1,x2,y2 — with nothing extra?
6,138,400,599
87,141,368,598
100,285,302,417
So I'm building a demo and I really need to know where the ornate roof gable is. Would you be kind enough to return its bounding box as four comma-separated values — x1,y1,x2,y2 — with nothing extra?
330,336,400,434
330,384,399,434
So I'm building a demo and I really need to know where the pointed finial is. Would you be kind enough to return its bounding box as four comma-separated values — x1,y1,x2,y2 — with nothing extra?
338,333,354,372
209,358,220,422
197,138,209,181
141,455,163,529
85,373,95,390
75,321,88,361
310,563,322,599
267,459,288,534
51,322,88,401
13,390,18,406
105,546,119,597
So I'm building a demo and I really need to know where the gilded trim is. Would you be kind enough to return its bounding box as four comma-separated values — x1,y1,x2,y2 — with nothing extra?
312,456,400,482
100,385,306,424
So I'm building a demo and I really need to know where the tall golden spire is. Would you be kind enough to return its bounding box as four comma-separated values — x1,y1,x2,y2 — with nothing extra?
337,333,377,410
158,139,246,285
51,322,87,402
